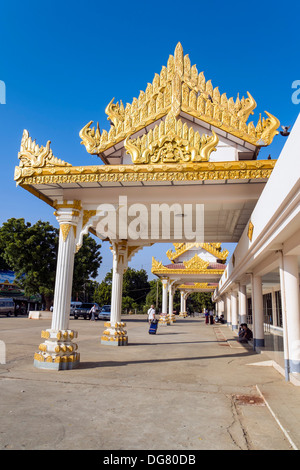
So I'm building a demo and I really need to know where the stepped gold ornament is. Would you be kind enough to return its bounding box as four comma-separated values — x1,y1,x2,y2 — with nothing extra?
80,42,280,157
166,243,229,262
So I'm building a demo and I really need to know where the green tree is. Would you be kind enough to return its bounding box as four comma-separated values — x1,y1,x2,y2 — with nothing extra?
72,235,102,300
0,218,102,309
93,271,112,306
145,279,162,311
122,267,150,308
0,218,58,308
187,292,214,312
94,267,150,312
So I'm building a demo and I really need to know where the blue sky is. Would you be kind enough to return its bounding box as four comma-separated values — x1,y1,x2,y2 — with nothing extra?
0,0,299,282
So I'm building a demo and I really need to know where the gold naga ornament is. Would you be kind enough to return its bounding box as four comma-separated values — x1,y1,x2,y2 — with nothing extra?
14,129,71,182
79,42,280,157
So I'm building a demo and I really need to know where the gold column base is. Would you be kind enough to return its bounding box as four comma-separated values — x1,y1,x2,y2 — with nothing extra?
34,329,79,370
159,314,170,326
101,321,128,346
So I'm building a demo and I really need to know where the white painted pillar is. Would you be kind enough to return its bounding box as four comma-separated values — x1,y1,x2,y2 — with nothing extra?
168,284,176,323
238,284,247,325
252,275,264,348
180,291,184,314
226,293,231,326
101,241,128,346
231,291,238,331
280,255,300,375
161,279,168,315
179,290,187,317
183,293,187,314
271,290,277,327
34,201,81,370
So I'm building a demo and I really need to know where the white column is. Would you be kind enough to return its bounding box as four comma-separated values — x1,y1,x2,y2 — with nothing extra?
168,284,176,323
238,284,247,325
226,293,231,326
280,255,300,376
179,290,187,317
252,274,264,348
183,293,187,314
271,290,277,327
231,291,238,331
101,241,128,346
34,202,81,370
159,278,169,325
161,279,168,315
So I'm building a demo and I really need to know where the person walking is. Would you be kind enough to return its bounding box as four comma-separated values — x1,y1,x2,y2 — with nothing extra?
89,304,97,321
147,304,156,324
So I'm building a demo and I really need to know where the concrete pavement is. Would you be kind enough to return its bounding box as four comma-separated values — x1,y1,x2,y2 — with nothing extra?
0,314,299,451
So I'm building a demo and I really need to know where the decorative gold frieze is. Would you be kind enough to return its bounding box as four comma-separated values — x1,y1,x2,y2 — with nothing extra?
124,111,218,164
15,159,276,190
80,42,280,156
178,282,214,289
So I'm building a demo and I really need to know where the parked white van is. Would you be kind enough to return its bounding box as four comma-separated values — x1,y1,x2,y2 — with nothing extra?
0,298,15,316
70,301,82,315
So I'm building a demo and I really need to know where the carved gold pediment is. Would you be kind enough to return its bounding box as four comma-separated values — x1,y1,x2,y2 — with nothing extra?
80,42,280,157
124,111,218,164
183,254,209,270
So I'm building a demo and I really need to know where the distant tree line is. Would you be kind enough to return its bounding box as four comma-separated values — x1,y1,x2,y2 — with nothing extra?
0,218,215,313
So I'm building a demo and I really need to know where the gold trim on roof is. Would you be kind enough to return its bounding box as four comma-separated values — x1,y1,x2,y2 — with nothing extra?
166,242,229,262
80,42,280,156
124,111,218,164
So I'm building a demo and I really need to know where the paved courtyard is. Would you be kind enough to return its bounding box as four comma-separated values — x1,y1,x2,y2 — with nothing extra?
0,315,299,451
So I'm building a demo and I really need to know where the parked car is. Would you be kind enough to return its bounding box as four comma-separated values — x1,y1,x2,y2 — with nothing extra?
0,298,15,316
72,302,100,320
98,305,111,321
70,301,82,315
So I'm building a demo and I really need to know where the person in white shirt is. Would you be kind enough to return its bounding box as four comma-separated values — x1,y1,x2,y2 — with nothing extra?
147,305,156,323
89,304,97,321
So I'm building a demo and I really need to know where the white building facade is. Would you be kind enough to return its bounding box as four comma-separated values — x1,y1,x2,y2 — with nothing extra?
213,115,300,383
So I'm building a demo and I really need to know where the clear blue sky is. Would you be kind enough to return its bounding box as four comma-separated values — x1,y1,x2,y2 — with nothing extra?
0,0,299,281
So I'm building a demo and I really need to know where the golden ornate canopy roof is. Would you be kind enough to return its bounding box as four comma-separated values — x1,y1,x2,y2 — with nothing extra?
80,42,280,157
